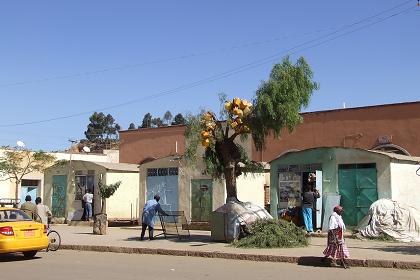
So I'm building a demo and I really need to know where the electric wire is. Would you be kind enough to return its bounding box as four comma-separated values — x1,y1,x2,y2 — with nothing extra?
0,0,413,88
0,2,417,128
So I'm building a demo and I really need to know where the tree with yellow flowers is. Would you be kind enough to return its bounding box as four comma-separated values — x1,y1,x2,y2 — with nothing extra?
186,56,319,202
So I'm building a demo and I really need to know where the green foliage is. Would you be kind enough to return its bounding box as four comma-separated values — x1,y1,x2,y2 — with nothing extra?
54,159,68,167
236,144,264,176
203,145,224,178
233,219,308,248
218,92,229,120
184,114,202,167
141,113,152,128
172,113,186,125
151,117,164,127
84,112,121,151
185,56,317,199
163,110,173,125
128,123,136,130
98,181,121,199
0,149,56,179
0,148,56,199
250,56,319,150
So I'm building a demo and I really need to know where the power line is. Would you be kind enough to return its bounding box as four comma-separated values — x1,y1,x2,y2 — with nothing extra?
0,27,353,88
0,0,413,88
0,2,416,128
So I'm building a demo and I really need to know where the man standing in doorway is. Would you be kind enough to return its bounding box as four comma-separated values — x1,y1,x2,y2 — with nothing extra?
141,194,168,240
82,189,93,221
302,184,320,234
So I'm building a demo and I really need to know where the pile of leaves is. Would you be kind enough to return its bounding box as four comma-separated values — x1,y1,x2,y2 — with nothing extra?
233,219,308,248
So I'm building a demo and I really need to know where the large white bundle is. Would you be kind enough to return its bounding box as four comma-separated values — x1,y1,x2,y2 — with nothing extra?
357,198,420,242
212,201,272,241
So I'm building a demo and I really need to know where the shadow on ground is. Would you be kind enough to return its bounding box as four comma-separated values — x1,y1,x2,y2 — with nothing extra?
0,253,41,263
297,256,346,268
123,232,217,246
373,245,420,256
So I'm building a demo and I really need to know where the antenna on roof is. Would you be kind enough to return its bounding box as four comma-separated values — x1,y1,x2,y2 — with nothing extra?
342,102,346,109
16,140,25,148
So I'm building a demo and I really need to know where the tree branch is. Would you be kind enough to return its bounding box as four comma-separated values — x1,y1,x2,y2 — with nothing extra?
0,176,14,182
224,122,229,139
229,132,240,141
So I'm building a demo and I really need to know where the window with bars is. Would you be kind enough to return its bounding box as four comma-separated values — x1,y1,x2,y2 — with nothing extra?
147,167,178,177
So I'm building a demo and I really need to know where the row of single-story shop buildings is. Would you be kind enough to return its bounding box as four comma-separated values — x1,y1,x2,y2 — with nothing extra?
2,101,420,229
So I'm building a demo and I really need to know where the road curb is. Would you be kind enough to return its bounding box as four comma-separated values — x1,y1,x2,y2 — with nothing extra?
60,244,420,270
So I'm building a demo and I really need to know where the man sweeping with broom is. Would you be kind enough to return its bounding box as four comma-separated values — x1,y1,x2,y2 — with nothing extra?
322,205,350,268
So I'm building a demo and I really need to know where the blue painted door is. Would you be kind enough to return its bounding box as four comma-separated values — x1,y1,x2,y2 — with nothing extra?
146,175,178,212
52,175,67,218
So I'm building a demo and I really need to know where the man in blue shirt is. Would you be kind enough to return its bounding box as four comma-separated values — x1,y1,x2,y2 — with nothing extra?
141,194,168,240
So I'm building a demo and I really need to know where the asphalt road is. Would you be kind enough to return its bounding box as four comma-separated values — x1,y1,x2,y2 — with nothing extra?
1,250,419,280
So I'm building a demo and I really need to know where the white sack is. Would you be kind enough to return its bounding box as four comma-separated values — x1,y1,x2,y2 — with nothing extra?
357,198,420,242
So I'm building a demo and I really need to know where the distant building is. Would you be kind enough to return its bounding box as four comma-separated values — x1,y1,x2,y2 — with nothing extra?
254,101,420,162
0,149,119,205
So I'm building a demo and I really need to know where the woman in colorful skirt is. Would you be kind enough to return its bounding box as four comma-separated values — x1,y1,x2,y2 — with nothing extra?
322,205,350,268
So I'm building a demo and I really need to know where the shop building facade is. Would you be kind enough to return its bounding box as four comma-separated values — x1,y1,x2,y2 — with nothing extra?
270,147,420,228
44,161,139,221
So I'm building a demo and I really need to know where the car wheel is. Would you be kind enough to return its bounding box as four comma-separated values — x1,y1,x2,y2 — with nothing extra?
22,251,37,258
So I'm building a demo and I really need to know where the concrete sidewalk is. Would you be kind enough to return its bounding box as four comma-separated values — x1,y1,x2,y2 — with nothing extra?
52,224,420,269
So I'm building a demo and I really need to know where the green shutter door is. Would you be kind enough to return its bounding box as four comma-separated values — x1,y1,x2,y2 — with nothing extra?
191,179,213,222
338,168,358,226
338,165,378,226
356,168,378,223
52,175,67,218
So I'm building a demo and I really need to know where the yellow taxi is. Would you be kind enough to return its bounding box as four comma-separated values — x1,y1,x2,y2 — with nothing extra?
0,207,48,258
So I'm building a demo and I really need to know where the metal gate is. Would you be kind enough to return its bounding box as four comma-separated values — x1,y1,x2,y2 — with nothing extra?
338,164,378,226
191,179,213,222
52,175,67,218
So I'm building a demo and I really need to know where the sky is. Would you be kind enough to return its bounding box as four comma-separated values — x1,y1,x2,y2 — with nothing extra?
0,0,419,151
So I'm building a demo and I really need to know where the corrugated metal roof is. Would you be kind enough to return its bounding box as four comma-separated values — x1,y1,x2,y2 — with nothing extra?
367,150,420,163
270,147,420,163
91,162,139,172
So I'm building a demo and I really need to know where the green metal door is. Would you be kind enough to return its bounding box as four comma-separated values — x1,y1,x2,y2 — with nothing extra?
52,175,67,218
191,179,213,222
338,164,378,226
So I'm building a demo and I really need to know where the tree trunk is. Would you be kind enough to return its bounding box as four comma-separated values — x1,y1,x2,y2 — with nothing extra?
14,180,20,207
224,163,238,202
93,198,107,235
101,198,106,214
217,138,240,203
93,213,107,235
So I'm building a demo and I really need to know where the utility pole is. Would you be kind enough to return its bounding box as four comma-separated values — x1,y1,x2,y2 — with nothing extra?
66,139,78,223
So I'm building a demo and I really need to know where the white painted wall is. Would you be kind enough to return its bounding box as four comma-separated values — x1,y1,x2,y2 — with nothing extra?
53,151,118,163
236,173,267,208
105,171,140,219
390,161,420,207
0,149,44,200
0,148,118,202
